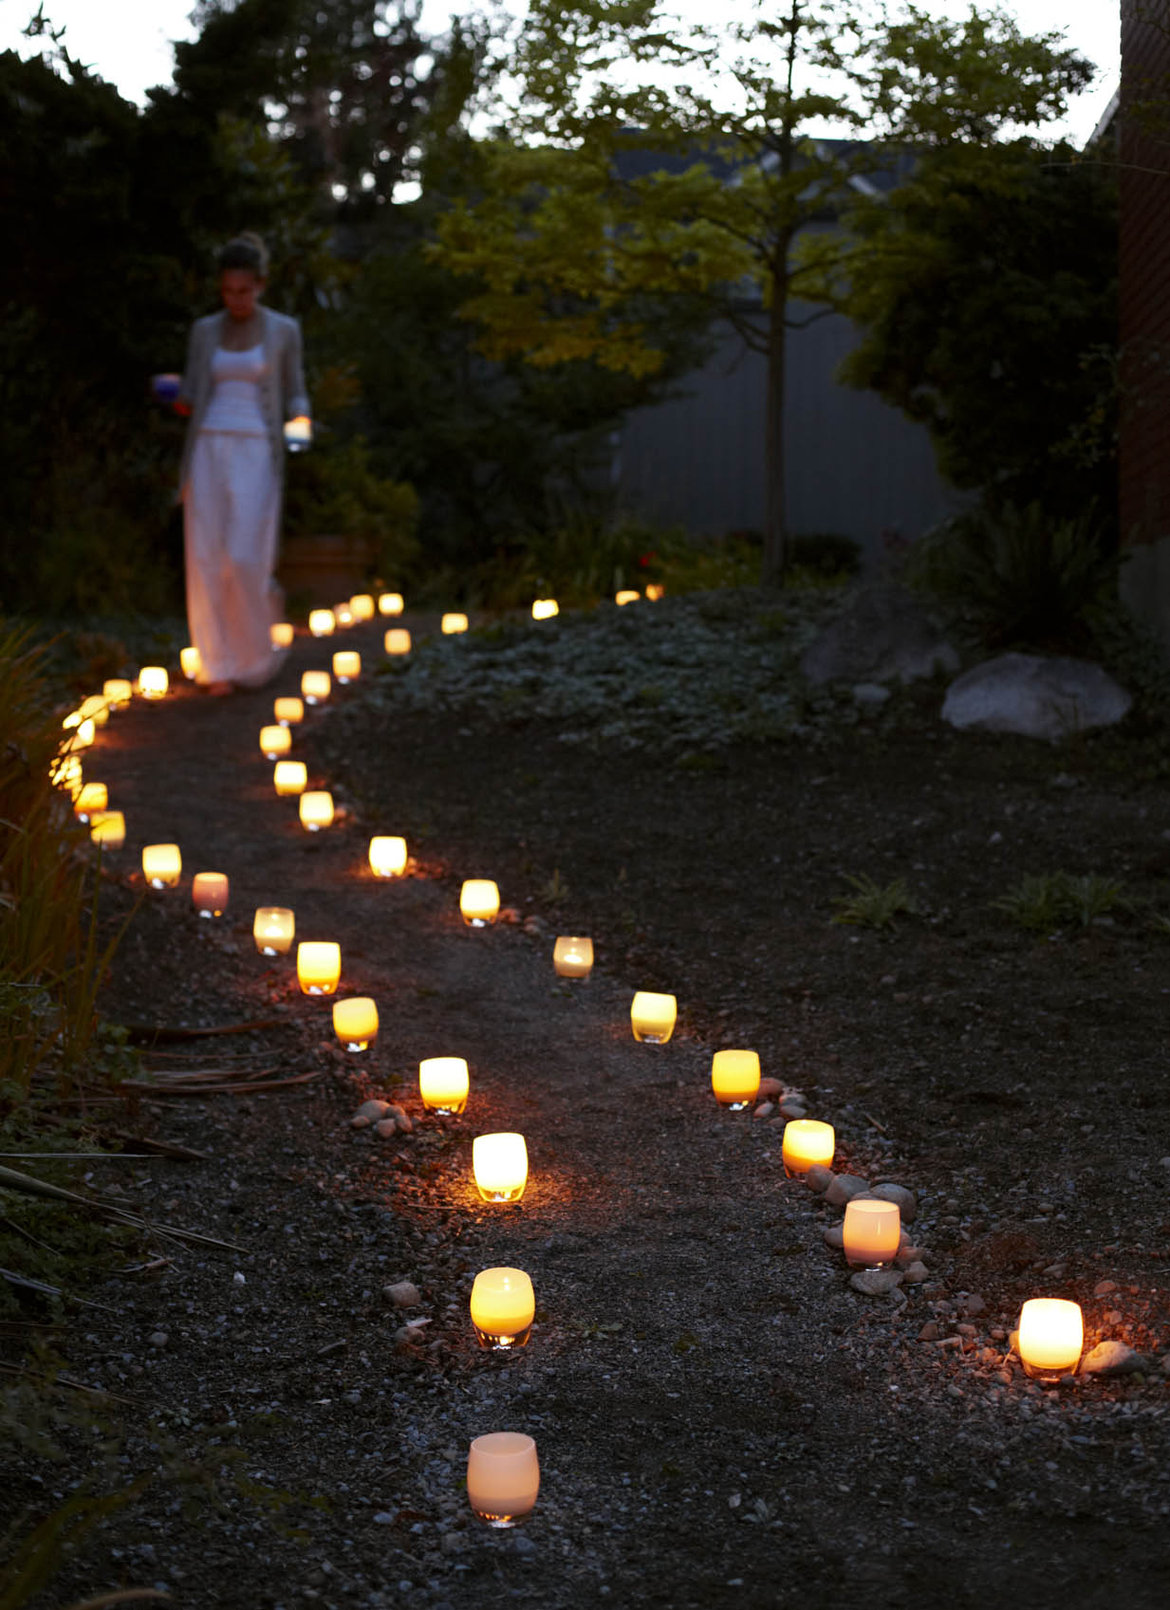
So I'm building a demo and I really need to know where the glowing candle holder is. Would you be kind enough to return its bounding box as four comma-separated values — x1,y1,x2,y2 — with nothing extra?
460,879,500,927
711,1049,761,1110
553,936,593,980
615,590,640,606
274,696,303,726
137,667,169,700
51,754,83,797
645,583,665,601
103,678,132,711
73,781,108,823
259,724,291,760
467,1432,539,1529
532,599,559,620
333,602,354,628
470,1268,535,1351
283,415,312,451
90,810,125,850
299,791,334,832
631,991,676,1044
273,760,307,797
142,843,182,889
296,940,341,995
419,1056,469,1116
332,650,361,684
1017,1298,1084,1379
349,594,375,622
384,628,411,656
782,1118,835,1178
301,670,331,705
270,621,294,650
253,906,295,955
441,612,469,635
180,646,202,680
379,592,404,616
308,609,335,638
842,1199,901,1269
62,715,94,752
192,871,229,919
77,694,110,729
333,996,378,1052
472,1132,528,1202
369,836,408,878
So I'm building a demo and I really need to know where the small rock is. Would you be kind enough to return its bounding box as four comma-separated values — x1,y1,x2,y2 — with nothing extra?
498,906,521,925
850,1269,904,1297
822,1225,844,1250
233,1271,246,1286
1160,1356,1170,1377
387,1105,407,1122
522,915,549,935
350,1115,373,1130
960,1294,987,1317
804,1164,834,1194
825,1174,870,1208
895,1244,925,1270
1093,1279,1119,1297
869,1182,918,1223
918,1321,941,1342
148,1331,168,1349
440,1532,466,1555
509,1534,537,1556
1081,1340,1146,1377
393,1320,431,1346
902,1261,930,1284
353,1100,391,1122
373,1512,395,1526
778,1102,808,1120
386,1281,422,1308
753,1102,775,1120
922,1282,948,1299
374,1119,398,1139
395,1114,414,1135
758,1077,784,1099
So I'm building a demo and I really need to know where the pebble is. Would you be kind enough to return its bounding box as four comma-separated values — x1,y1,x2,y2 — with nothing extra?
1160,1357,1170,1377
386,1281,422,1308
850,1268,904,1296
778,1102,808,1120
233,1271,246,1286
758,1077,784,1099
1093,1279,1118,1296
374,1119,399,1139
753,1102,775,1120
350,1115,373,1130
522,915,549,935
1081,1340,1146,1377
869,1182,918,1223
395,1114,414,1134
393,1320,431,1345
918,1322,940,1341
902,1261,929,1284
959,1294,986,1317
804,1165,834,1194
894,1244,924,1269
825,1174,870,1208
353,1100,392,1122
440,1532,466,1555
821,1225,844,1249
148,1331,168,1349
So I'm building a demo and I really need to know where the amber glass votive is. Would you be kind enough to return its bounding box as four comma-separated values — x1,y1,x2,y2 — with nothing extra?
470,1268,535,1350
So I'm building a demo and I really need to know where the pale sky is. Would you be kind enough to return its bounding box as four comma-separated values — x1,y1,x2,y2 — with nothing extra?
0,0,1120,145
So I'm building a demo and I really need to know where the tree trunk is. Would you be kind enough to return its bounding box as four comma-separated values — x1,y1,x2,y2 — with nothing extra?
761,266,789,588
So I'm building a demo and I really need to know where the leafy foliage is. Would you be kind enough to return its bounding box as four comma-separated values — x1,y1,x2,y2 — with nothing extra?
992,872,1129,933
831,875,918,929
282,437,419,578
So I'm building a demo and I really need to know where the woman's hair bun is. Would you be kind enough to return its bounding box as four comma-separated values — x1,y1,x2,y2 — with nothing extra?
217,232,270,278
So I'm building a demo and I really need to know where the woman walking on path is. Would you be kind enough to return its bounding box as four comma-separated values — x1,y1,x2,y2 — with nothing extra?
177,233,310,694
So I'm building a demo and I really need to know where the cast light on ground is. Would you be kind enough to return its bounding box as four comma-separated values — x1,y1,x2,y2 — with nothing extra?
461,879,500,927
270,622,294,650
299,790,334,832
90,810,125,850
369,836,408,878
419,1056,469,1115
274,696,303,726
631,990,676,1044
782,1118,835,1177
384,628,411,656
379,592,404,615
309,609,335,638
74,781,108,823
274,760,307,797
711,1049,761,1110
532,599,558,620
466,1433,539,1529
259,724,291,760
442,612,469,635
333,996,378,1052
102,678,132,710
180,646,202,680
553,936,593,980
470,1268,535,1350
137,666,169,700
253,906,295,955
142,843,182,888
192,872,229,918
301,670,331,705
297,940,341,995
332,650,361,684
843,1199,901,1269
1017,1298,1084,1377
349,594,375,622
473,1132,528,1202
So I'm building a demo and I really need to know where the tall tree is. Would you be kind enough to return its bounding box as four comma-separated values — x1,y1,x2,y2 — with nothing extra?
431,0,1094,583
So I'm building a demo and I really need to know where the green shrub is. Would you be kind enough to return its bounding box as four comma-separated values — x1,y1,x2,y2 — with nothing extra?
992,871,1128,933
283,437,420,582
832,875,918,929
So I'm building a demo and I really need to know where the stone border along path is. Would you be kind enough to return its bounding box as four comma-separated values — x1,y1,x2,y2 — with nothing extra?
63,605,1170,1608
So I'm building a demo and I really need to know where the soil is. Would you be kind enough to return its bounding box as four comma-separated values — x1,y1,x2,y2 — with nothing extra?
7,602,1170,1610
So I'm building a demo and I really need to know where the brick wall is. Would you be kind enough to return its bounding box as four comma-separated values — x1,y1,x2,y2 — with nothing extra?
1120,3,1170,550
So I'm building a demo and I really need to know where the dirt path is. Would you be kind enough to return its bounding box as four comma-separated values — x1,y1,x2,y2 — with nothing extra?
11,613,1170,1610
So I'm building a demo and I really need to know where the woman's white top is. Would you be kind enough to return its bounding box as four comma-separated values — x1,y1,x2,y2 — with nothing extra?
200,344,269,435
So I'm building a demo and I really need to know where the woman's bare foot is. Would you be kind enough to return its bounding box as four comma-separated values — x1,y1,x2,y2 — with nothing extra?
205,680,233,697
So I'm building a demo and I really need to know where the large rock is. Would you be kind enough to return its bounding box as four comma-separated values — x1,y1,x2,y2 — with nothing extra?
942,654,1131,741
801,584,959,687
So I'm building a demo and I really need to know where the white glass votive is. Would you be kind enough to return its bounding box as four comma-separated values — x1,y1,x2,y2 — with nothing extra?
842,1199,901,1269
466,1432,539,1529
419,1056,469,1115
472,1133,528,1202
